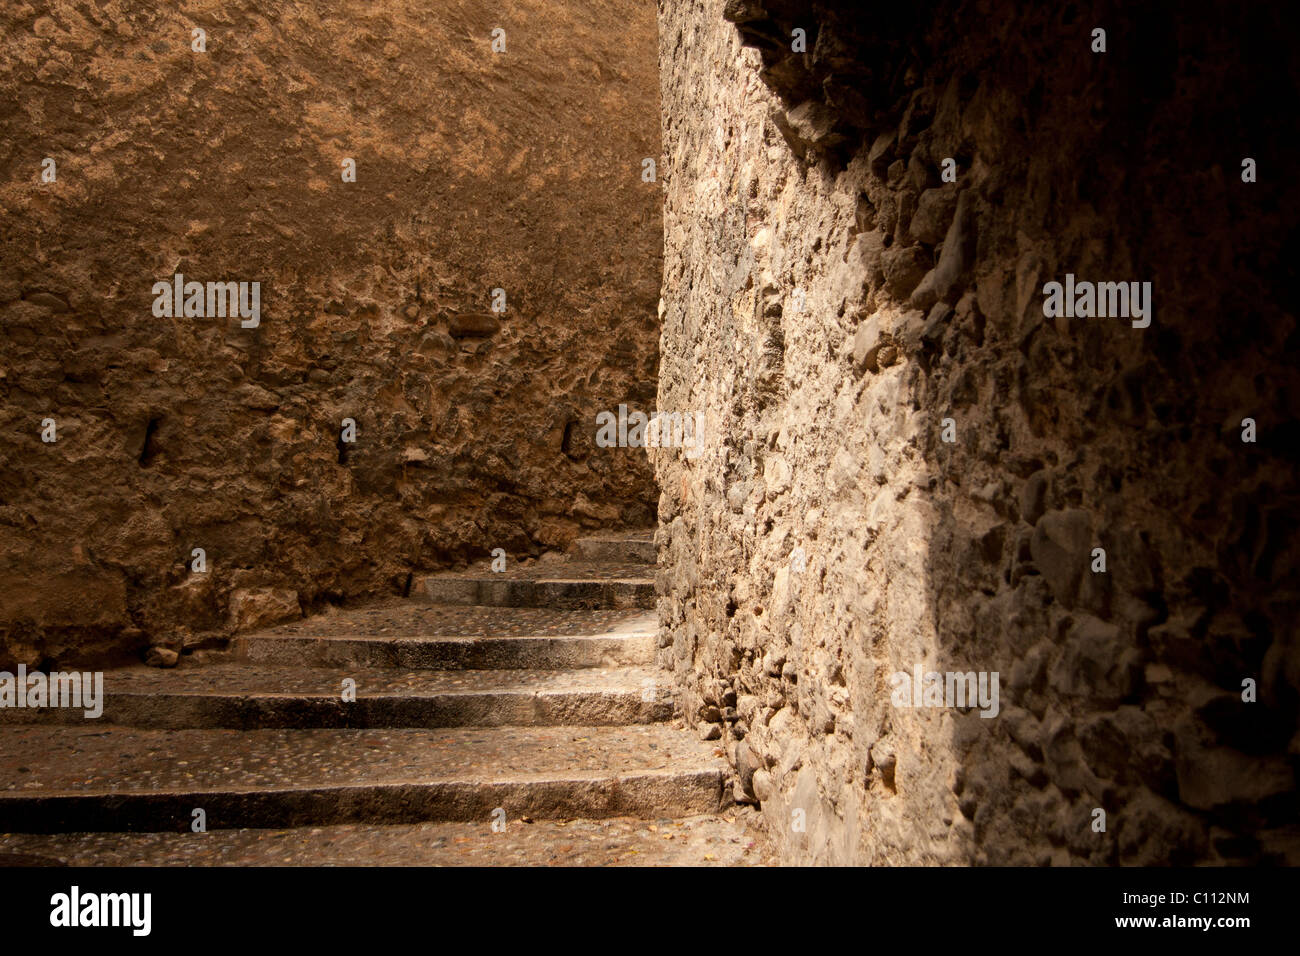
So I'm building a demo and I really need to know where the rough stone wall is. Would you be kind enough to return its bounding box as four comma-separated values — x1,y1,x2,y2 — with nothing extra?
655,0,1299,864
1,0,662,665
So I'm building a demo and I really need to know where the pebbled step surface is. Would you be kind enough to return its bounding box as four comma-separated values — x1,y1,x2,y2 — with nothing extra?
428,559,654,581
418,558,656,609
259,601,651,638
235,630,654,670
0,724,727,831
419,576,654,610
64,663,666,697
0,552,742,851
0,665,673,729
0,812,774,866
232,606,657,670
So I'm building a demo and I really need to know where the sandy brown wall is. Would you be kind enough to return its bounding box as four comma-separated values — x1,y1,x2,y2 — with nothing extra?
655,0,1299,864
0,0,663,665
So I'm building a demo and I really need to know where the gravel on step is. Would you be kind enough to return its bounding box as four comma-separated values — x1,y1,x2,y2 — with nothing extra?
0,724,725,793
84,663,665,697
0,810,775,866
258,602,653,638
425,560,654,581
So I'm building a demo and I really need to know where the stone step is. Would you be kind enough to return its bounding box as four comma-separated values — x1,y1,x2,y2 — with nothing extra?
235,628,655,670
0,665,671,730
572,534,656,564
235,605,657,670
0,814,770,866
0,725,726,831
419,575,654,609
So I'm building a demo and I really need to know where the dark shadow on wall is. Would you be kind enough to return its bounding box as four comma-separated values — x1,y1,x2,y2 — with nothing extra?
683,0,1298,864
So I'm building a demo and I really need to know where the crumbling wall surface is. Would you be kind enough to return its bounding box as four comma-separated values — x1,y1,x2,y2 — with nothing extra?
0,0,662,665
655,0,1299,864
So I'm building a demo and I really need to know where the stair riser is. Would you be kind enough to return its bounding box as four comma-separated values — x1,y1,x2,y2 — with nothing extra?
572,540,656,563
0,771,724,832
234,635,655,670
0,692,672,730
420,578,654,609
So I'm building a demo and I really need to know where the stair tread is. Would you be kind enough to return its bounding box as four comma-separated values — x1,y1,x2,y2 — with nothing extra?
235,629,654,671
424,560,653,581
0,724,724,795
574,529,655,542
73,664,664,698
418,574,655,611
575,538,654,547
245,631,652,644
1,538,700,832
0,814,770,866
256,602,653,639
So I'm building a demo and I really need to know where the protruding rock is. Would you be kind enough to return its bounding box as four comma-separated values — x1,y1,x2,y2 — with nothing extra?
447,312,501,338
228,587,301,633
23,291,70,312
144,646,179,668
909,188,957,246
909,190,974,310
772,101,843,160
1030,508,1091,606
1176,734,1296,810
1047,614,1139,706
721,0,766,24
736,742,763,802
883,245,930,300
852,313,884,371
1020,470,1050,525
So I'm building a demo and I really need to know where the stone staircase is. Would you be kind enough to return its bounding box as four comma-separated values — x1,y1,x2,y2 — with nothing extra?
0,532,765,864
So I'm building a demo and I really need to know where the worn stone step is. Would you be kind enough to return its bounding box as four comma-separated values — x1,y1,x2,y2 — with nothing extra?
572,534,656,564
419,575,654,609
0,813,772,866
234,627,655,670
255,602,654,640
0,725,727,831
234,605,656,670
0,665,672,729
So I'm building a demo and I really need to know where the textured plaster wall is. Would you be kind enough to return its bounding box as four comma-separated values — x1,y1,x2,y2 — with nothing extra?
0,0,663,664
